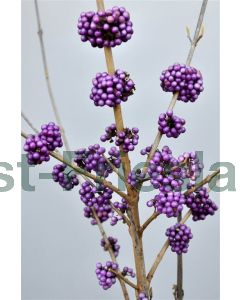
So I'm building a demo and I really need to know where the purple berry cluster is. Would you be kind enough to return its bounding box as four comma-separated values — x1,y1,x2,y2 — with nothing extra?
127,169,145,187
158,110,186,138
95,261,118,290
147,146,183,191
52,164,79,190
100,123,139,152
90,70,135,107
110,198,128,225
147,191,185,218
74,144,120,178
23,135,50,165
122,266,135,278
101,236,120,257
138,292,148,300
79,181,113,225
77,7,133,48
178,152,203,182
23,122,63,165
185,185,218,221
166,223,193,254
39,122,63,151
160,63,204,102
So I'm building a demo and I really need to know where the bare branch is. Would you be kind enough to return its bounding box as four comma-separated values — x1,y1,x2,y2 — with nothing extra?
21,111,39,134
109,268,138,290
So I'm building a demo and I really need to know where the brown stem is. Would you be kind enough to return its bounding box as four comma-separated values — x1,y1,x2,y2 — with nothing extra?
34,0,71,153
140,211,159,235
21,111,39,134
92,210,130,299
109,203,131,227
141,0,208,178
109,269,138,290
147,168,220,284
21,131,129,201
176,212,184,300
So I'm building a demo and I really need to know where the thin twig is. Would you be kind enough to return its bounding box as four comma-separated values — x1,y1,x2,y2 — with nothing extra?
21,131,129,201
34,0,71,153
21,111,39,134
109,202,131,227
92,210,131,299
109,268,138,290
140,211,159,235
103,154,126,183
141,0,208,178
176,212,184,300
147,168,220,284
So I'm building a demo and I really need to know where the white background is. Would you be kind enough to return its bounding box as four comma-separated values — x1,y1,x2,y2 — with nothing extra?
0,0,239,299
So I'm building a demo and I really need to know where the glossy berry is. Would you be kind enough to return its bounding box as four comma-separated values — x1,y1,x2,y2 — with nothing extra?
115,127,139,152
160,63,204,102
140,145,152,156
79,181,113,225
101,236,120,257
138,292,148,300
122,266,135,278
147,191,185,217
23,134,50,165
90,70,135,107
166,223,193,254
39,122,63,151
158,110,186,138
95,261,118,290
185,185,218,221
147,146,183,192
77,7,133,48
128,169,145,187
52,164,79,190
111,198,128,226
178,151,203,182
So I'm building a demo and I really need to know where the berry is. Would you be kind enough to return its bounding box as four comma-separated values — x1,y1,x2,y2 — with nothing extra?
115,127,139,152
100,123,117,142
158,110,186,138
122,266,135,278
95,261,118,290
138,292,148,300
160,63,204,102
77,7,133,48
90,70,135,107
140,145,152,156
185,185,218,221
147,146,183,191
79,181,113,224
39,122,63,151
74,144,120,178
101,236,120,257
110,198,128,226
178,151,203,182
52,164,79,190
23,134,50,165
166,223,193,254
147,191,185,217
128,169,145,187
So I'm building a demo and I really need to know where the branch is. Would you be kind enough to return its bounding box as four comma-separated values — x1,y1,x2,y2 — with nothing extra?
140,211,159,235
34,0,71,153
103,154,126,183
21,131,129,201
142,0,208,177
109,202,131,227
109,268,138,290
146,168,220,284
92,210,131,299
96,0,133,198
21,111,39,134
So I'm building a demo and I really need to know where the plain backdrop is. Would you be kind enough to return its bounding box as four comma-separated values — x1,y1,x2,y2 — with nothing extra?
22,0,219,299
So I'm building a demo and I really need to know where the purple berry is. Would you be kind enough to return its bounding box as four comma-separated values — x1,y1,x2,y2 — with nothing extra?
95,261,118,290
52,164,79,190
101,236,120,257
158,110,186,138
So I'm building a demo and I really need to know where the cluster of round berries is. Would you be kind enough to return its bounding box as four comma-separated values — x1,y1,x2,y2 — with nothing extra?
127,169,145,187
101,236,120,257
110,198,128,226
178,151,203,182
52,164,79,190
140,145,152,156
185,185,218,221
95,261,118,290
138,292,148,300
147,191,185,218
166,223,193,254
147,146,183,191
79,181,113,225
23,122,63,165
100,123,139,152
78,6,133,48
158,110,186,138
122,266,135,278
160,63,204,102
74,145,120,178
90,70,135,107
